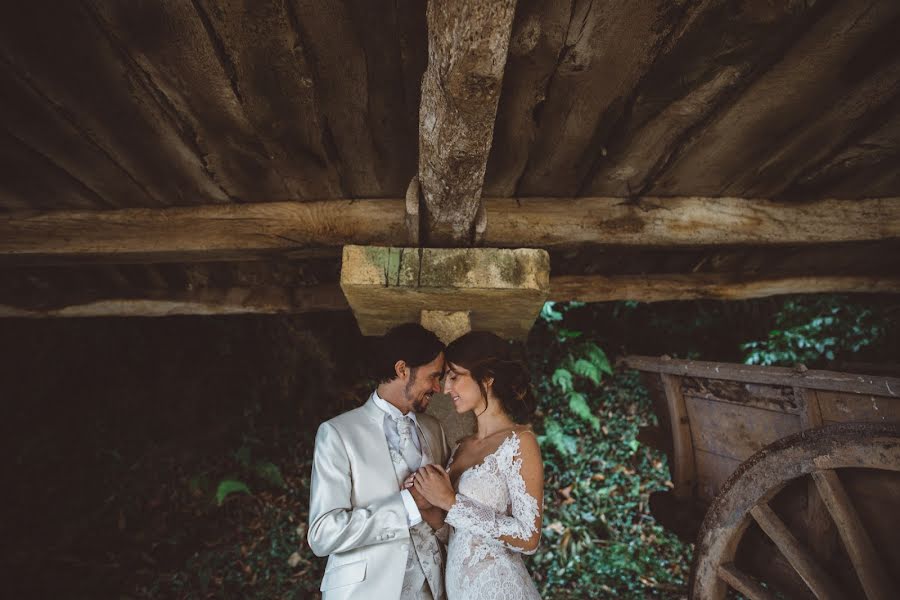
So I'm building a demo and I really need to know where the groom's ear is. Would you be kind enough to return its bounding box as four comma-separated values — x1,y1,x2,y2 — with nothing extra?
394,359,408,380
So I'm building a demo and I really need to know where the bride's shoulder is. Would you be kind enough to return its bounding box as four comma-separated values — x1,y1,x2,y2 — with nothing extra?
502,427,541,458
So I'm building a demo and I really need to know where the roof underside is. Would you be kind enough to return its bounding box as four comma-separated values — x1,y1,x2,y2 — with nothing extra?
1,0,899,314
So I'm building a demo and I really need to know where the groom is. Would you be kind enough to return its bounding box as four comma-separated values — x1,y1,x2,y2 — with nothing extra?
308,323,452,599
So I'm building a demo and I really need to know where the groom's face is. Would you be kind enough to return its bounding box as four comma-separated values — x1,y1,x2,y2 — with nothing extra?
402,352,446,414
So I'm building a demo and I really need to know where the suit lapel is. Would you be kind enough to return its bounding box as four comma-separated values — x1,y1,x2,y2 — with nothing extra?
360,395,401,488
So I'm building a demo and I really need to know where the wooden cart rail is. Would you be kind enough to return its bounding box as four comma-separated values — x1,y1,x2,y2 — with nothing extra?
622,355,900,503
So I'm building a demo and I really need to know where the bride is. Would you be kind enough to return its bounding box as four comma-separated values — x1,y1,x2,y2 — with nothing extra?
408,331,544,600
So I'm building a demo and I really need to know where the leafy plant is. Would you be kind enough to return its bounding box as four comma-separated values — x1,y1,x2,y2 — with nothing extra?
215,479,251,506
742,296,890,366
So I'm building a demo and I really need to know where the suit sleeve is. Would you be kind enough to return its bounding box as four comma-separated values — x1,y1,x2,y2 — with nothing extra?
307,421,409,557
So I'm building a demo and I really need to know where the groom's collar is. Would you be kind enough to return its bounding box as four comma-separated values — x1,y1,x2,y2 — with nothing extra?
371,389,419,425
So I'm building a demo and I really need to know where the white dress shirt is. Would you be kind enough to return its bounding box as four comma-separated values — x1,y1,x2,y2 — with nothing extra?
372,389,423,526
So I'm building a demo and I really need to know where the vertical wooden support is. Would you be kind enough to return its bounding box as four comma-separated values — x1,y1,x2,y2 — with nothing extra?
812,470,895,600
660,373,695,498
796,386,839,562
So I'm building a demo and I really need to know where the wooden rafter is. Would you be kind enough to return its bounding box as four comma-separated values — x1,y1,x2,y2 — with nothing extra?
4,271,900,319
417,0,517,246
1,197,898,265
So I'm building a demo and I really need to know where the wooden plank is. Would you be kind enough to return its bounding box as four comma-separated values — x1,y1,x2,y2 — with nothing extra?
291,0,424,197
417,0,517,245
514,0,683,196
717,563,778,600
694,448,741,503
0,58,148,210
651,1,900,197
0,284,348,318
623,356,900,399
788,106,900,200
659,374,695,499
684,395,802,461
817,390,900,424
677,377,798,413
550,272,900,303
481,0,572,196
0,129,104,211
750,503,843,600
0,2,230,206
586,0,820,196
812,470,895,600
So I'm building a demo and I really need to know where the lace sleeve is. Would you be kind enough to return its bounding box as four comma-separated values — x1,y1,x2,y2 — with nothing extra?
444,432,543,554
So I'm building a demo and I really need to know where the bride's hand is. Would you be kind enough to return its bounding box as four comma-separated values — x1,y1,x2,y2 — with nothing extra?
413,464,456,511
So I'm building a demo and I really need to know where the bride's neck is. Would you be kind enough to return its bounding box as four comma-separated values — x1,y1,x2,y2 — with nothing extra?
474,409,514,439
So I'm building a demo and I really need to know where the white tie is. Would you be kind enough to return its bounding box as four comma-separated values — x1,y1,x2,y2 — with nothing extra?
394,415,422,471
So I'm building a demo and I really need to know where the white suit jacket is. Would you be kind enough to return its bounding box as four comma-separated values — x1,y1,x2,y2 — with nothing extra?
308,394,452,599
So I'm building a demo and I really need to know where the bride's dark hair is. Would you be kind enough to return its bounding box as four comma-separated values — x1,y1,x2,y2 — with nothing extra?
444,331,536,423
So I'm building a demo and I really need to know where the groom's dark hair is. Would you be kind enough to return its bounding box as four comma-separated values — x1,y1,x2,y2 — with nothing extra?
373,323,445,384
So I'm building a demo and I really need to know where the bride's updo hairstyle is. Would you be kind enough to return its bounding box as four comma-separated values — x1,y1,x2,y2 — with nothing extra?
444,331,536,423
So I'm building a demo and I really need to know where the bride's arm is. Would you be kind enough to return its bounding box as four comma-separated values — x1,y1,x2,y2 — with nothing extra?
444,432,544,554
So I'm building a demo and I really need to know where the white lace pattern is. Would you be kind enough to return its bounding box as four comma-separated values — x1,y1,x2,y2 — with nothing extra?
443,432,542,600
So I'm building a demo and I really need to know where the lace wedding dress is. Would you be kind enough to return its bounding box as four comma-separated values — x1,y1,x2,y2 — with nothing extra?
443,431,542,600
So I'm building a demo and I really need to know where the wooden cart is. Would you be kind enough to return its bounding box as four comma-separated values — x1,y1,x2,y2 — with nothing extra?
624,355,900,600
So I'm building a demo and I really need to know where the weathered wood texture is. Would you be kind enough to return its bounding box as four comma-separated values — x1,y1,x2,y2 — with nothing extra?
418,0,517,245
691,423,900,600
0,1,426,212
2,2,899,214
551,273,900,303
2,197,897,265
624,356,900,398
628,358,900,506
660,374,696,499
0,285,347,318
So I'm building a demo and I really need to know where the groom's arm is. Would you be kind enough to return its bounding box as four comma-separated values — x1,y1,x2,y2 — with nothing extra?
307,422,408,557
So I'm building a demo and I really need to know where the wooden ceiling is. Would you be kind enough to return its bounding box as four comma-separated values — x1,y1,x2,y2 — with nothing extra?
1,0,899,317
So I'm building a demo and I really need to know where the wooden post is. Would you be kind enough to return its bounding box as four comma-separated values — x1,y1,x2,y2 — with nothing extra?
660,373,696,498
418,0,518,246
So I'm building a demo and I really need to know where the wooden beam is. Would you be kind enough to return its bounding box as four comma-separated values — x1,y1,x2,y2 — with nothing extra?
0,199,408,264
418,0,517,246
551,273,900,303
622,355,900,398
0,284,348,318
4,268,900,318
1,196,898,265
484,196,900,247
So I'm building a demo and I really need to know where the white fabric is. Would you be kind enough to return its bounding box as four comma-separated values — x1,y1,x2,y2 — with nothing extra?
443,432,542,600
308,395,451,600
373,390,424,526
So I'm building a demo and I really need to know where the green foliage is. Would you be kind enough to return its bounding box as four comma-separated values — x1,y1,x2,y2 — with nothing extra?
529,301,690,598
215,480,251,506
742,296,890,366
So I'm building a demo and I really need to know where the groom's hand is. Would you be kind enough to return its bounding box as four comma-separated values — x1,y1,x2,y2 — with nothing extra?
414,464,456,511
409,482,433,510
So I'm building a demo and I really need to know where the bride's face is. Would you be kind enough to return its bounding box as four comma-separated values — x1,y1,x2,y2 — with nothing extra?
443,362,486,414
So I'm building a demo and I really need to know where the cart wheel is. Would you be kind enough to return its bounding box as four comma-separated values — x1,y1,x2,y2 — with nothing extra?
691,422,900,600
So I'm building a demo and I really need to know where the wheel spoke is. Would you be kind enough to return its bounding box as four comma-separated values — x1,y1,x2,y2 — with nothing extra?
812,470,895,600
717,563,777,600
750,502,842,600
